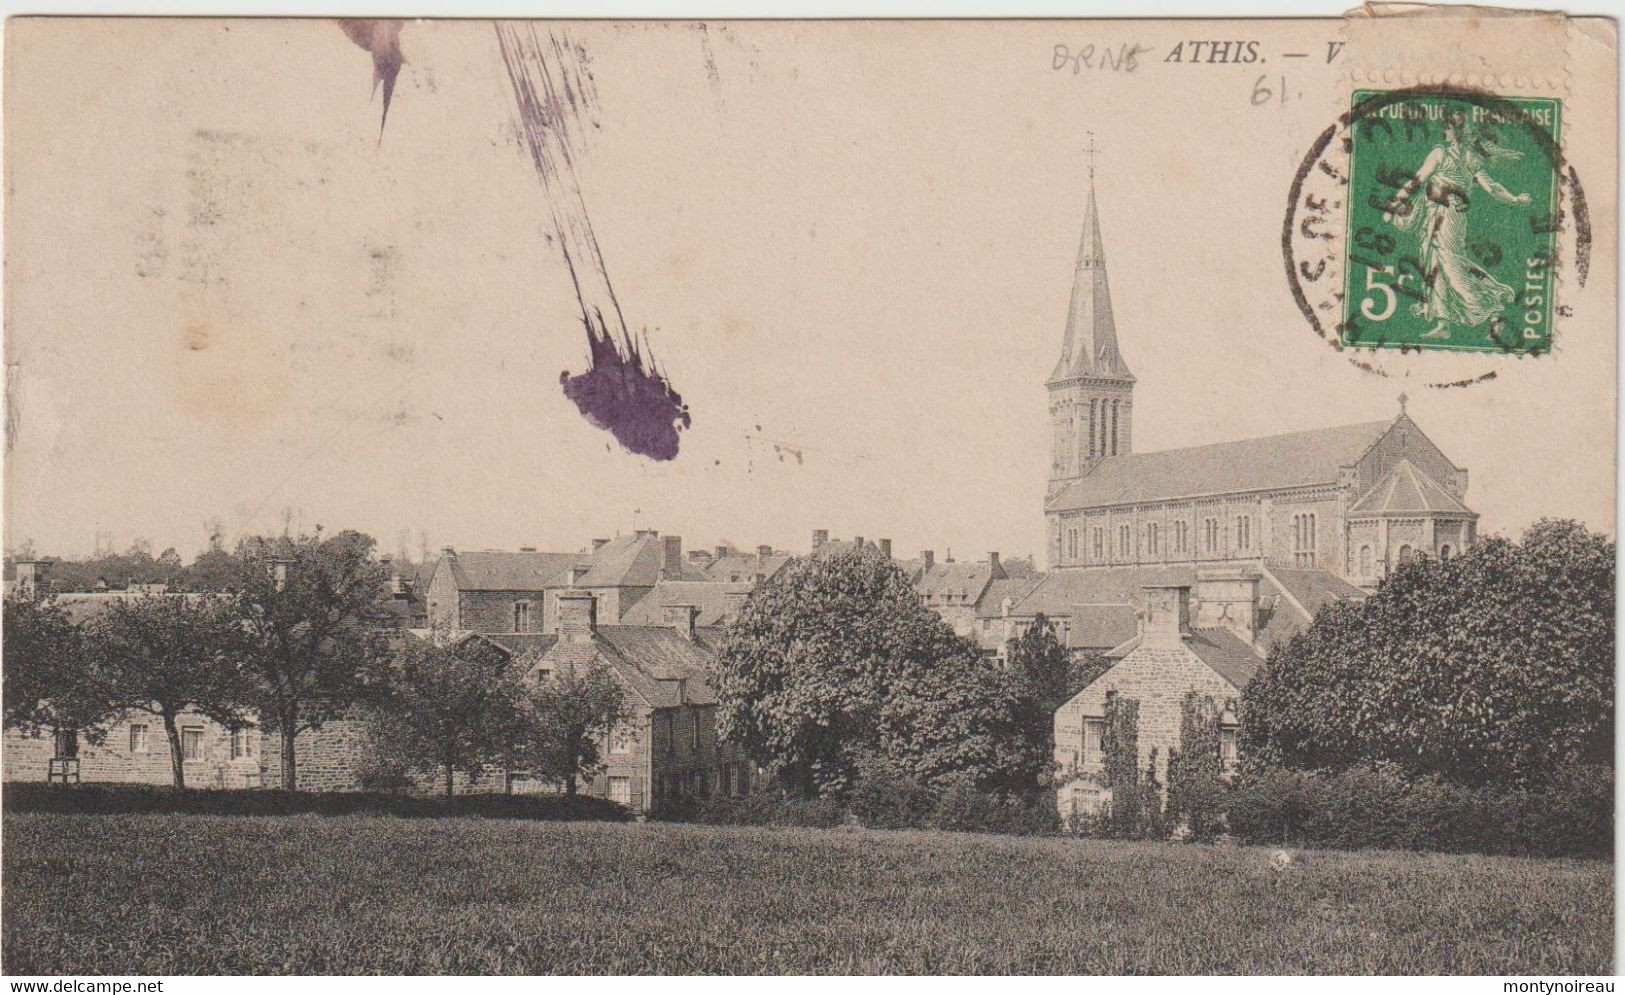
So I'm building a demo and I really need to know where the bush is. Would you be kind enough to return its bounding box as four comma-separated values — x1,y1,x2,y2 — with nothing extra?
652,792,848,829
929,778,1059,836
1226,762,1612,859
849,756,936,829
1,782,630,822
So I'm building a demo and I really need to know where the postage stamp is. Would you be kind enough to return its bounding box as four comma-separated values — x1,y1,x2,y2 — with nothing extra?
1340,89,1563,354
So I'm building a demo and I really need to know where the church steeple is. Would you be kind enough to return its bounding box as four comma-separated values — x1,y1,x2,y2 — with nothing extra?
1049,139,1133,385
1047,137,1135,500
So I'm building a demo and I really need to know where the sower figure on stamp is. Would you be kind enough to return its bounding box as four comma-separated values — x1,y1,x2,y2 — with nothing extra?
1382,111,1532,339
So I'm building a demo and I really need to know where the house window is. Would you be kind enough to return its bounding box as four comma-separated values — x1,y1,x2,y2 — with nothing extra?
611,722,636,755
230,727,256,760
662,714,676,756
1083,719,1105,763
513,602,532,632
1220,727,1239,771
736,763,751,795
1091,528,1104,560
719,764,733,797
608,776,633,805
129,723,150,754
53,729,79,759
691,709,702,752
181,727,204,762
1293,513,1318,568
1359,544,1373,575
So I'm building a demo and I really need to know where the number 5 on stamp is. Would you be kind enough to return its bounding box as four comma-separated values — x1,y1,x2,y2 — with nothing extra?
1342,89,1562,354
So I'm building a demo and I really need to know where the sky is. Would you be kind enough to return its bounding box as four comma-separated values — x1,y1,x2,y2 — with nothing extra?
4,18,1616,565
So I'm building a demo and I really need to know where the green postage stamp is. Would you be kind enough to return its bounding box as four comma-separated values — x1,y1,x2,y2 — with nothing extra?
1341,90,1562,354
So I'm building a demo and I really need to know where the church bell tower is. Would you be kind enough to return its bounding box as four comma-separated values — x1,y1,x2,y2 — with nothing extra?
1047,137,1135,500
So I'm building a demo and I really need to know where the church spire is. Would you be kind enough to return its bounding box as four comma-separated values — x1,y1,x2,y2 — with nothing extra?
1049,136,1134,385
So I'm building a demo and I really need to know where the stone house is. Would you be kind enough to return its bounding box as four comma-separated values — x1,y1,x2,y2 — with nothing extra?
522,591,755,812
1053,584,1262,821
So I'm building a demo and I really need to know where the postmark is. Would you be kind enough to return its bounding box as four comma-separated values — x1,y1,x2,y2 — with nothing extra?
1284,85,1591,375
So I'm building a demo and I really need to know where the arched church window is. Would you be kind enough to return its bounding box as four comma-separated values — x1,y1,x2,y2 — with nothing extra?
1398,544,1414,564
1110,401,1120,456
1439,544,1453,560
1359,545,1372,575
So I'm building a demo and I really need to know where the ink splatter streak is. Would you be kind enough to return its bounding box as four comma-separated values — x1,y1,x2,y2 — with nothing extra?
495,23,691,461
338,19,405,139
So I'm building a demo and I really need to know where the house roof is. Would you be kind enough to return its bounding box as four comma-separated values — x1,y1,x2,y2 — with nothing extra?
1008,566,1198,618
975,578,1042,619
620,580,753,627
1068,603,1140,651
1349,458,1475,516
916,561,1002,602
476,632,560,659
45,591,207,624
1262,565,1365,617
703,553,791,583
1046,419,1395,512
442,550,581,592
1185,627,1265,688
535,626,720,709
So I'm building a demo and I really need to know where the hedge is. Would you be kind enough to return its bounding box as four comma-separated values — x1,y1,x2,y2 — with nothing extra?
1,782,631,822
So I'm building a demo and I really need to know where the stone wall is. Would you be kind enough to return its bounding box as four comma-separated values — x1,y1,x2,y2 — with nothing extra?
3,711,261,788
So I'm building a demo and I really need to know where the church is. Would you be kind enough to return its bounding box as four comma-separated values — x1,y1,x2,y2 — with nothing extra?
1041,164,1478,590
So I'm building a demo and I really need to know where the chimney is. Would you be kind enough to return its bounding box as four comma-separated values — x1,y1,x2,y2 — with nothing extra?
519,546,537,552
688,550,711,563
1141,585,1192,650
988,551,1003,576
853,535,865,551
756,544,773,559
920,550,935,570
1194,566,1262,644
662,536,683,579
441,546,456,558
557,591,597,643
380,557,403,596
12,559,45,595
663,603,700,639
715,544,729,560
812,529,829,549
636,529,659,539
592,538,609,551
269,558,293,592
878,538,893,560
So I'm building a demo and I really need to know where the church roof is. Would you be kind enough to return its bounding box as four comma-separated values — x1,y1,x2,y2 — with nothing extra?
1049,176,1134,384
1046,419,1395,512
1349,458,1475,516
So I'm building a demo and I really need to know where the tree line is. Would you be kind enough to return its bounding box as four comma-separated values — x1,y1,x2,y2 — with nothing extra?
3,529,624,794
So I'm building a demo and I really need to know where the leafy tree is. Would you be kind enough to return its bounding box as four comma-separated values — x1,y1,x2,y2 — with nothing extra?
367,631,529,796
714,549,1022,797
878,650,1041,792
2,593,104,738
231,530,394,790
517,661,629,796
87,595,248,789
1101,691,1141,837
1245,519,1614,786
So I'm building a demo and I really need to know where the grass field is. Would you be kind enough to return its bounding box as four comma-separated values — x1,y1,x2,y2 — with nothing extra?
2,813,1612,974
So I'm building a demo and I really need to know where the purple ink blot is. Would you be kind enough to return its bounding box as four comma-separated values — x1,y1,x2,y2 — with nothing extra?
561,310,691,461
338,19,405,139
